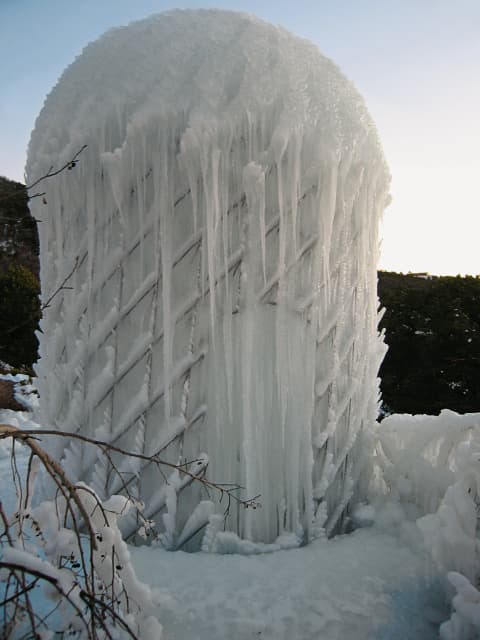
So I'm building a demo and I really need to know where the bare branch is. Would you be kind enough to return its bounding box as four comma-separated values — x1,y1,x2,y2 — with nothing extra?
2,258,79,342
0,421,259,638
0,424,98,551
0,425,260,511
40,257,79,312
25,145,88,191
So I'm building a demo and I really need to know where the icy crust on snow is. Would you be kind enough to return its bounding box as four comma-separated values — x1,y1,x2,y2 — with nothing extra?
27,10,390,546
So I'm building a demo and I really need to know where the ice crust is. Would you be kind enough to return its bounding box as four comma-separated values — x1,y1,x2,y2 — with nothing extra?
27,10,390,546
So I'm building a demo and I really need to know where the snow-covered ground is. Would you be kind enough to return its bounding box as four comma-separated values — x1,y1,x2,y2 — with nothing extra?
5,397,477,640
0,416,445,639
3,377,480,639
0,371,40,413
132,527,446,640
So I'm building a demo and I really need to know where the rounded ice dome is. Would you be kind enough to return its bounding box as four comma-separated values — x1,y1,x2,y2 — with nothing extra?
28,10,390,548
28,10,385,177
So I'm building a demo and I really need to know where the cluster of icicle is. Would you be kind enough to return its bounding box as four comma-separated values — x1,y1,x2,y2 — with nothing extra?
27,10,390,549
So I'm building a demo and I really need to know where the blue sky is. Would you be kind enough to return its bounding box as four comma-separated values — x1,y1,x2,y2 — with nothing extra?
1,0,479,275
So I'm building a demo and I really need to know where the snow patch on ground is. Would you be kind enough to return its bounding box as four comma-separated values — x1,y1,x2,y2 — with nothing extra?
131,527,446,640
0,373,39,411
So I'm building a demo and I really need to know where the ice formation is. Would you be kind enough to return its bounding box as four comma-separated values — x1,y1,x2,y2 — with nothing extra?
27,10,390,547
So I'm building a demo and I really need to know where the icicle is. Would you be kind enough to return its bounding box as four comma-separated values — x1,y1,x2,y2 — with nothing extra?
28,10,390,548
176,501,215,549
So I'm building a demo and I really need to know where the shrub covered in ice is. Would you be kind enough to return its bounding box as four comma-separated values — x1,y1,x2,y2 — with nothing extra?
376,411,480,639
441,572,480,640
28,10,390,546
377,411,480,517
0,427,162,639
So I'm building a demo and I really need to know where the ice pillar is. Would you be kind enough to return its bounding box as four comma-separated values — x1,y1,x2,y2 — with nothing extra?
27,10,390,547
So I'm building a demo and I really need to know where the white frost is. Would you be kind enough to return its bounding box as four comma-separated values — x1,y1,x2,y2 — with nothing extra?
27,9,389,546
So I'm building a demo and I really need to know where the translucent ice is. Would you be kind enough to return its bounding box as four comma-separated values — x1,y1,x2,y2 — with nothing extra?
27,10,390,546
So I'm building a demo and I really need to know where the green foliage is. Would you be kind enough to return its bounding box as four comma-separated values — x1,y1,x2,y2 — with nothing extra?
0,264,40,368
0,176,29,217
0,176,38,276
379,271,480,415
0,176,40,368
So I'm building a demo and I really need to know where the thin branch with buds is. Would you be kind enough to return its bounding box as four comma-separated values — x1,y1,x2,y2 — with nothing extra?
0,426,261,513
4,257,79,338
0,422,260,638
26,145,88,193
0,145,88,206
40,257,79,312
0,424,157,638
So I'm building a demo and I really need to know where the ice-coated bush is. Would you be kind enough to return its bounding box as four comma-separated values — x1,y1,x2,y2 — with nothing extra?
0,425,162,639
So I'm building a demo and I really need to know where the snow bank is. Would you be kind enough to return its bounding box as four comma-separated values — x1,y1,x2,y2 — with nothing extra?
377,410,480,516
376,411,480,639
28,9,390,546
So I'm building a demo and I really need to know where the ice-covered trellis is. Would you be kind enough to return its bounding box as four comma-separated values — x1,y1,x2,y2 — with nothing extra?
27,10,390,548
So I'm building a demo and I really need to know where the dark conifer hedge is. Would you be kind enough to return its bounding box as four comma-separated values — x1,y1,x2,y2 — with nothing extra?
379,271,480,415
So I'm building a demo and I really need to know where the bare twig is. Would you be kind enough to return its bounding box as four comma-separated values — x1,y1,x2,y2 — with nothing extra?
3,257,78,338
26,145,88,192
0,426,260,512
0,424,97,551
40,257,79,312
0,430,145,638
0,421,260,638
0,562,93,637
0,146,88,209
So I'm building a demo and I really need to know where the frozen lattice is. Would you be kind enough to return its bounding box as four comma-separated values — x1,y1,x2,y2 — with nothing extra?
28,10,390,548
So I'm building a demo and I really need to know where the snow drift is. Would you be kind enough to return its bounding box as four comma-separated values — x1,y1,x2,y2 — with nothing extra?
27,10,390,546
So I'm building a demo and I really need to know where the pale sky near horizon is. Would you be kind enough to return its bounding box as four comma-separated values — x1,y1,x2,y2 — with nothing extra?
1,0,479,276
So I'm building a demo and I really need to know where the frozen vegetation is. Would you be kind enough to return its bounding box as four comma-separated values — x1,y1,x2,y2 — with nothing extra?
27,10,389,546
3,399,480,638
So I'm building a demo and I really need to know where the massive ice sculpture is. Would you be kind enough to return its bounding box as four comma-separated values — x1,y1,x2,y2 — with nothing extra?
27,10,390,548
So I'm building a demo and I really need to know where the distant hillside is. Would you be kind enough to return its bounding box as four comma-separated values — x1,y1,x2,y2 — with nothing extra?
0,176,40,369
378,271,480,415
0,176,38,276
